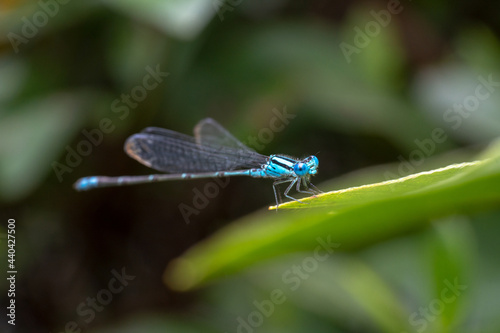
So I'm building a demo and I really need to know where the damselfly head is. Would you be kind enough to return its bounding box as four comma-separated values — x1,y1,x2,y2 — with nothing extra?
294,155,319,176
305,155,319,175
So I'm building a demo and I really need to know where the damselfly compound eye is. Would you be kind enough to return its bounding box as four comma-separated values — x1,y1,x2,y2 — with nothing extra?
294,162,308,176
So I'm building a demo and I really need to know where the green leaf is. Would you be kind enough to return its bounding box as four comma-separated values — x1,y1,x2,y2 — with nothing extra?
0,93,86,201
89,314,217,333
272,161,480,210
246,256,413,332
103,0,216,40
165,141,500,291
426,217,474,332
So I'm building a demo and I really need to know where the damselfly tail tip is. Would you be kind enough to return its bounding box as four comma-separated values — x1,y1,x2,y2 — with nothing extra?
73,176,99,191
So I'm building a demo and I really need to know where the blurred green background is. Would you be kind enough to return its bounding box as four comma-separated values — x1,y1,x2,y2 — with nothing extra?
1,0,500,332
